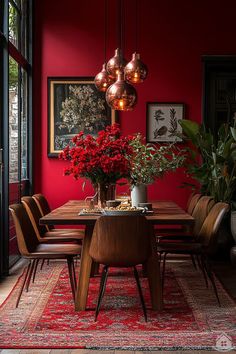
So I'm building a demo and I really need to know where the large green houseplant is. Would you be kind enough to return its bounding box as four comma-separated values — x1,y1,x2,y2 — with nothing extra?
179,119,236,203
179,119,236,255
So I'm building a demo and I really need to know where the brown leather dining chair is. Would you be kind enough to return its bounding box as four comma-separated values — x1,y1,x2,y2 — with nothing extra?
89,215,151,321
155,193,202,237
21,196,84,243
157,195,215,243
9,203,81,307
157,202,230,306
32,193,84,240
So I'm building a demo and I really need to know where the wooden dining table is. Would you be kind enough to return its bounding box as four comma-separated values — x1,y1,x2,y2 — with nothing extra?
40,200,194,312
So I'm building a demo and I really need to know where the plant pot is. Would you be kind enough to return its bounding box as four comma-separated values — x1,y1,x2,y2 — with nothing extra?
131,184,147,207
231,211,236,243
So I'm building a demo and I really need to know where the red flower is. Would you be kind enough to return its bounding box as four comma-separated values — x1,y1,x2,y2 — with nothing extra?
59,124,133,185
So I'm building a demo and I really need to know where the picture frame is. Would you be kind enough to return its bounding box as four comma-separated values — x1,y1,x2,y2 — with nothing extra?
146,102,185,143
48,77,118,157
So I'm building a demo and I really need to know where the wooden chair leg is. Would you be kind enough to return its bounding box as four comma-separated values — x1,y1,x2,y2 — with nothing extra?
190,255,197,270
32,259,40,283
67,257,76,300
204,257,221,306
25,259,36,292
133,266,147,322
162,252,167,294
200,254,209,288
40,259,45,270
16,262,31,308
72,258,77,290
95,265,109,321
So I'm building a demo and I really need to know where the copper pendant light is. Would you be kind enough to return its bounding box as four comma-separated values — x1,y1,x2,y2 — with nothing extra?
95,63,115,92
106,70,137,111
125,0,148,84
125,52,148,84
106,48,127,79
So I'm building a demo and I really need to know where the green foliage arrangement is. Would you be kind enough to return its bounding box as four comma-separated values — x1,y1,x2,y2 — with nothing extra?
127,133,186,186
179,119,236,203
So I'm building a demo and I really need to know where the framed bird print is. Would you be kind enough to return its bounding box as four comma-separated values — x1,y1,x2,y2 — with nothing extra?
146,102,185,142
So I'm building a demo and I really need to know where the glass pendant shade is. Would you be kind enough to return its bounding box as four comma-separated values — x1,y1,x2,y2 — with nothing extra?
125,52,148,84
94,63,115,92
106,71,137,111
106,48,127,79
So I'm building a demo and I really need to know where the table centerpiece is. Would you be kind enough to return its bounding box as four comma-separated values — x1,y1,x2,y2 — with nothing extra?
59,124,132,207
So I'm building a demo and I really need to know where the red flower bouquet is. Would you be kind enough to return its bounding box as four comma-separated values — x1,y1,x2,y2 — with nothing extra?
59,124,133,204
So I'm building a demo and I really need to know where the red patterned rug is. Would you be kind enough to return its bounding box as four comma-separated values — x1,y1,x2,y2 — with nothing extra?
0,260,235,350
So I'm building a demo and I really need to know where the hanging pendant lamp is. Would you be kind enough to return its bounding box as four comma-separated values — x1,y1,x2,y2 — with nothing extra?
125,52,148,83
125,0,148,84
95,63,115,92
106,70,137,111
106,48,127,79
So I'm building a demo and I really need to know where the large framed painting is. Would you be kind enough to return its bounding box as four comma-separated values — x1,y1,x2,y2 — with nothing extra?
48,77,118,157
146,102,185,143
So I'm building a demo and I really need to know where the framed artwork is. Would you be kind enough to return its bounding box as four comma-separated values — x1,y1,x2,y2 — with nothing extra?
146,102,185,142
48,77,118,157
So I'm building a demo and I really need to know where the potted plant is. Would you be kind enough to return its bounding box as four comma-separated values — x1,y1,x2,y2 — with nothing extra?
179,119,236,255
127,133,186,206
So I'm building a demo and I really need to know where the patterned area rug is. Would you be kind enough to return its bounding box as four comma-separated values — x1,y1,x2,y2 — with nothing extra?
0,260,235,350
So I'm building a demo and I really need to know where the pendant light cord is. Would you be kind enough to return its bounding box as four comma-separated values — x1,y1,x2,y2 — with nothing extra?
104,0,107,63
135,0,138,52
121,0,125,55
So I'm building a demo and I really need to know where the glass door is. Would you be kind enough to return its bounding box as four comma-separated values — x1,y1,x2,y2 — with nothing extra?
0,0,32,276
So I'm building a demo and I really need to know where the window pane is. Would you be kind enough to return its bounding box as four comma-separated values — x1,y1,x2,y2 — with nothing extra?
21,69,28,180
21,0,27,58
9,56,19,183
9,2,19,49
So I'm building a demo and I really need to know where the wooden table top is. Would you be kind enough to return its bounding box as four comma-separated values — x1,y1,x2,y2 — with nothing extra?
40,200,194,226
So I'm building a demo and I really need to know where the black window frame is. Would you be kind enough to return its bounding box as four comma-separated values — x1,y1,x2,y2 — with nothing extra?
0,0,33,276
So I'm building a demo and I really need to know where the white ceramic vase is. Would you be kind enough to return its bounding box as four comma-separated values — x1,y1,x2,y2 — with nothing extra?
131,184,147,207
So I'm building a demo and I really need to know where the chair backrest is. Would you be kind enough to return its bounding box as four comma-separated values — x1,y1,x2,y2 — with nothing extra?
9,203,39,256
187,193,201,215
32,193,51,215
197,202,230,248
32,194,53,231
192,196,215,236
21,196,47,240
89,215,151,267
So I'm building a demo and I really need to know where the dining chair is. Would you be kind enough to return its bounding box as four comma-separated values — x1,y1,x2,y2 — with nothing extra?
187,193,202,215
157,202,230,305
157,195,215,243
155,193,202,237
21,196,84,243
89,215,151,321
32,193,85,240
9,203,81,307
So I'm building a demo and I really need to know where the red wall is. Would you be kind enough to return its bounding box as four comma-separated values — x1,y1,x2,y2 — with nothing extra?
34,0,236,209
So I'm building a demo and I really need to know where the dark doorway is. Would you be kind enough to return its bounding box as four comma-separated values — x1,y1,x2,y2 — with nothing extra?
202,56,236,136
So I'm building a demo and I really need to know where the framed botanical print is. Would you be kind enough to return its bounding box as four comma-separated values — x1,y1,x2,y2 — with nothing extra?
48,77,118,157
146,102,185,143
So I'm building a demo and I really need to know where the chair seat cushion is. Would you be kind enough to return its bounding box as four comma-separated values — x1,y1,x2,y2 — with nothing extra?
50,229,84,238
30,243,81,258
157,242,202,254
42,230,84,243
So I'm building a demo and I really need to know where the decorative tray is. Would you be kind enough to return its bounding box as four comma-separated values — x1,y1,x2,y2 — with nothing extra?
78,208,103,216
102,208,144,216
